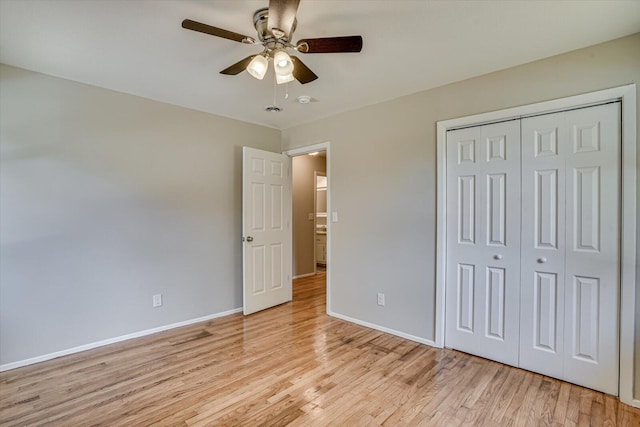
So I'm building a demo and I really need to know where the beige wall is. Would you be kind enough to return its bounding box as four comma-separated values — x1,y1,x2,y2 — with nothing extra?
292,154,326,276
0,64,280,365
282,33,640,395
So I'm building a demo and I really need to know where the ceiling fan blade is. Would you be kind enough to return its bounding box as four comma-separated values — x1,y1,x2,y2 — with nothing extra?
290,56,318,84
268,0,300,39
220,55,257,75
297,36,363,53
182,19,254,44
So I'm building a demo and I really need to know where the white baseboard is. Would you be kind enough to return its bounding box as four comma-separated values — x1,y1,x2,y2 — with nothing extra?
328,311,437,348
622,398,640,409
0,307,243,372
293,272,316,279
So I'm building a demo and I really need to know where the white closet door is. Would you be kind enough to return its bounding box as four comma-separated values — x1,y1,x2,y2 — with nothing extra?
445,121,521,366
520,103,620,394
519,114,568,379
562,103,620,395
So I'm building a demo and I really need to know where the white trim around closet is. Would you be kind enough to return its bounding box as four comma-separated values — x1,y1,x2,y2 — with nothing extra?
435,84,637,406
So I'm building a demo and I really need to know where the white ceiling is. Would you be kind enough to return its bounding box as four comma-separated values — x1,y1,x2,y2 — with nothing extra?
1,0,639,130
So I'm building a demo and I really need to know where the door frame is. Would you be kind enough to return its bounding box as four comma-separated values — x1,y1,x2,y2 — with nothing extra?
284,142,332,313
435,85,637,405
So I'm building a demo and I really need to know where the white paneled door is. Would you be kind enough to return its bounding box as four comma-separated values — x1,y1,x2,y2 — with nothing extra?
445,121,522,367
445,102,620,395
519,112,568,380
242,147,292,315
520,103,620,395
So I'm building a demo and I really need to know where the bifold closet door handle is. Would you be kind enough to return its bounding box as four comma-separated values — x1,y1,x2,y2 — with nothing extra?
537,257,547,263
493,254,502,260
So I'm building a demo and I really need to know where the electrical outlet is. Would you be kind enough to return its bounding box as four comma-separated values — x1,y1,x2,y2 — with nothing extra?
153,294,162,308
377,293,385,306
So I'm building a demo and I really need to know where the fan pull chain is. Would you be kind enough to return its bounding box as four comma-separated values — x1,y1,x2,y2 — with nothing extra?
285,82,289,100
272,73,277,106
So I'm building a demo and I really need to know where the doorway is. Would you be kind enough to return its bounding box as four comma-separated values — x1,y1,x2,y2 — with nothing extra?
285,142,331,311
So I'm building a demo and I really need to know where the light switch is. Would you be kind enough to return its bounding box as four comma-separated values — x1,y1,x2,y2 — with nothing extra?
331,212,338,222
308,213,314,221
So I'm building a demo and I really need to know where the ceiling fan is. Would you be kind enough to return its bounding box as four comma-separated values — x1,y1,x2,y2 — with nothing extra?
181,0,363,85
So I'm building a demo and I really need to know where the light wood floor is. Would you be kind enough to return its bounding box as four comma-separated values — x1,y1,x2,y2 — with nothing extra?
1,272,639,426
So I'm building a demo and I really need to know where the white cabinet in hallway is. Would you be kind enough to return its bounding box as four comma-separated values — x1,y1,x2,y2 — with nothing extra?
315,233,326,266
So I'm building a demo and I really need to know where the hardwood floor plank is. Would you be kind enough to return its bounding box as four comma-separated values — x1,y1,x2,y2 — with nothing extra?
532,377,562,427
552,382,572,425
483,369,527,425
402,355,491,424
497,368,534,426
591,393,606,427
562,384,582,426
604,394,620,426
2,271,639,426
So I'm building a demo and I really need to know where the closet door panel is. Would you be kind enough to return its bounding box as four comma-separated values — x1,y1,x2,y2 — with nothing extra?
445,121,521,366
563,103,620,395
520,103,620,394
520,114,567,379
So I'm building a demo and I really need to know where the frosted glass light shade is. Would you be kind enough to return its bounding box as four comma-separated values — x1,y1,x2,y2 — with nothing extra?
276,72,294,84
273,50,294,76
247,55,268,80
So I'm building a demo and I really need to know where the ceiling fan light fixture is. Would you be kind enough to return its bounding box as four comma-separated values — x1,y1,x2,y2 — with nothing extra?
182,5,363,87
273,50,294,76
247,54,268,80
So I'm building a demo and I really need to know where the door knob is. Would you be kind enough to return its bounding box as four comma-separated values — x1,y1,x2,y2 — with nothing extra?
537,257,547,263
246,236,254,242
493,254,503,260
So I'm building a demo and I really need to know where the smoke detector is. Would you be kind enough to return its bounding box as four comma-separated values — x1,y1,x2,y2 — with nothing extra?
297,95,312,104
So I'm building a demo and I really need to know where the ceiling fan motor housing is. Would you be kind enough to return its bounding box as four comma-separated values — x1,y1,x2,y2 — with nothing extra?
253,8,297,43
